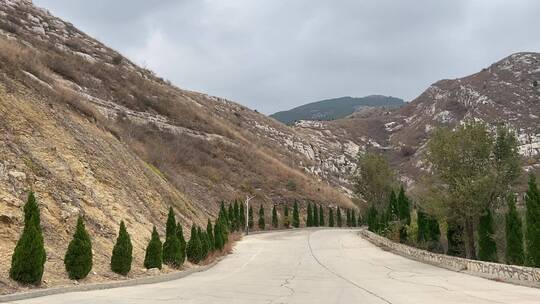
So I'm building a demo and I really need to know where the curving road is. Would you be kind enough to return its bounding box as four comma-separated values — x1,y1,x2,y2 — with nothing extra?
11,229,540,303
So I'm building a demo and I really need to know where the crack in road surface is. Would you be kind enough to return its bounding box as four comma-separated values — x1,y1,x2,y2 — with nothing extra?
307,230,394,304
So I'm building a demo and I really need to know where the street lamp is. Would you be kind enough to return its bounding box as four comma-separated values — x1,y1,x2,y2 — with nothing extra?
245,195,255,235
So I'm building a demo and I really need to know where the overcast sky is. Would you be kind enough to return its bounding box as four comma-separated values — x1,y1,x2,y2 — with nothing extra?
34,0,540,114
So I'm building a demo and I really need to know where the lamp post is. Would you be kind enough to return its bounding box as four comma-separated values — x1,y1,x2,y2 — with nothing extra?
245,195,255,235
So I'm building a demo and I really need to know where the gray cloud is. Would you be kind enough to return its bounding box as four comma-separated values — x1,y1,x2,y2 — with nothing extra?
34,0,540,114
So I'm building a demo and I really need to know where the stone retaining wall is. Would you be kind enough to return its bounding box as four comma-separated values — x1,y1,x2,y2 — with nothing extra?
360,229,540,288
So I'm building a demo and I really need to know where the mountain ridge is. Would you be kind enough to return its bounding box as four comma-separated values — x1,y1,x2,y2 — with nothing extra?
270,95,405,124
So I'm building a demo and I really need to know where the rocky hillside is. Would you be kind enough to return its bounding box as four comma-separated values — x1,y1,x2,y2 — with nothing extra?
292,52,540,194
0,0,355,290
270,95,404,125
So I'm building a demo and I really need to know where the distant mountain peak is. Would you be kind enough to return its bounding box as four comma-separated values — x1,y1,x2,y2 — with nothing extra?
270,95,405,125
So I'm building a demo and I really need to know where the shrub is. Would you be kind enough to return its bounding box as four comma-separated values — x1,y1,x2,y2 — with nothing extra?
144,226,163,269
206,219,214,251
110,221,133,275
64,216,93,279
112,54,123,65
10,192,46,285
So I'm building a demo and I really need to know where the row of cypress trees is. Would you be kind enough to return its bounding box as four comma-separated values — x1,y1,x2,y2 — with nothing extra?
366,175,540,267
9,194,233,285
306,203,359,228
269,202,300,229
478,174,540,266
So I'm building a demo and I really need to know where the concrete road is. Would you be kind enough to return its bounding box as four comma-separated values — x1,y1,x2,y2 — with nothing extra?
10,229,540,303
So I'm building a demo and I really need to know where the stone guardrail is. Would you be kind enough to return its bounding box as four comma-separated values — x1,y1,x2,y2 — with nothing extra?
360,229,540,288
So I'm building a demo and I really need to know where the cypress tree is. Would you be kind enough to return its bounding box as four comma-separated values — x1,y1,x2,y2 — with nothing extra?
187,226,203,264
220,201,228,226
110,221,133,275
388,190,399,220
447,221,466,257
367,205,378,232
206,219,214,251
234,201,240,231
417,211,428,243
346,209,351,227
328,208,335,227
313,204,319,227
163,207,182,268
214,221,224,250
397,186,411,224
337,207,343,227
351,210,357,227
525,174,540,266
144,226,162,270
198,227,209,260
283,204,290,228
10,192,46,285
65,216,93,279
239,202,246,230
505,194,524,265
258,205,265,230
248,206,254,229
319,205,325,226
228,203,235,231
272,205,278,228
292,201,300,228
478,208,497,262
307,203,313,227
176,223,186,265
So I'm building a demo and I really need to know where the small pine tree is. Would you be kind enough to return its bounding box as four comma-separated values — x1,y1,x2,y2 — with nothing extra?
272,205,278,228
397,186,411,224
337,207,343,227
10,192,46,285
313,204,319,227
176,223,186,265
239,202,246,229
163,207,182,268
110,221,133,275
367,205,378,232
233,201,240,232
292,201,300,228
65,216,93,279
144,226,163,270
206,219,214,251
214,221,224,250
307,203,313,227
228,203,235,231
248,206,254,229
525,174,540,266
198,227,209,260
388,190,399,220
505,194,524,265
478,208,498,262
258,205,265,230
328,208,335,227
447,221,466,257
346,209,351,227
319,205,325,226
187,226,203,264
283,204,290,228
351,210,356,227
